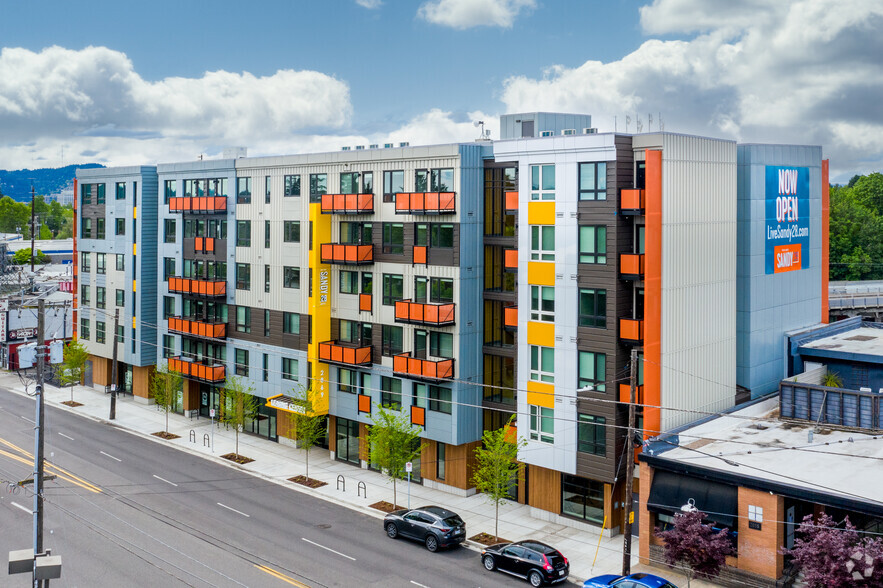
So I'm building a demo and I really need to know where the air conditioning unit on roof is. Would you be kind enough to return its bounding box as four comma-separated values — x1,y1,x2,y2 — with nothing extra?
399,142,410,147
540,130,554,137
369,144,378,149
341,146,351,151
355,145,365,150
562,129,576,135
583,127,598,134
384,143,394,148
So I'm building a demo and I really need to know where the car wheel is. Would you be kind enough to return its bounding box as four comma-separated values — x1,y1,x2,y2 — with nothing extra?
385,523,398,539
482,555,495,571
528,569,544,587
425,534,439,552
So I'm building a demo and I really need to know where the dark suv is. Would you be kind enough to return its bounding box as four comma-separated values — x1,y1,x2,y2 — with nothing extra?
481,540,569,586
383,505,466,552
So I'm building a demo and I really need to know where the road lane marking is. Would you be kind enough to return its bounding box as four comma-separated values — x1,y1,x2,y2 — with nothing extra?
410,582,431,588
11,501,31,515
300,538,356,561
254,564,311,587
153,475,178,487
100,451,122,462
21,415,35,424
0,437,101,493
59,432,75,441
217,502,249,517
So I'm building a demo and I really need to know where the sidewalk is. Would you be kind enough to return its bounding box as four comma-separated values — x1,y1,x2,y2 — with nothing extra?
1,371,721,587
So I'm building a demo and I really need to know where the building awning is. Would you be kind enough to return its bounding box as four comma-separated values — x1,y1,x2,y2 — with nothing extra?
647,469,738,528
266,394,308,414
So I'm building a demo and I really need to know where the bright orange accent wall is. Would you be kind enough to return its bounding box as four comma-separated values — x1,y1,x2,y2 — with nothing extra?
821,159,829,324
644,150,663,438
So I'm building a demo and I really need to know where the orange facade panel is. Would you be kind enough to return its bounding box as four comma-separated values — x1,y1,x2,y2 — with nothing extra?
359,293,372,312
167,317,226,339
413,245,427,264
318,341,373,366
394,192,456,215
620,318,644,343
320,243,374,265
620,253,645,277
167,357,225,384
394,300,456,326
169,196,227,213
321,193,374,214
194,237,215,253
618,383,645,405
504,248,518,270
358,393,372,414
504,305,518,329
393,353,454,381
168,277,227,297
504,191,519,212
410,406,425,427
620,189,645,212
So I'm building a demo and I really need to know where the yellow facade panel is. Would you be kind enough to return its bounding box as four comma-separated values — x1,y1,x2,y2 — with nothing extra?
527,202,556,225
527,321,555,346
307,202,332,415
527,262,555,286
526,381,555,409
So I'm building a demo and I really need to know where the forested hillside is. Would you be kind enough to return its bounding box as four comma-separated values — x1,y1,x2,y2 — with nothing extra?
830,172,883,280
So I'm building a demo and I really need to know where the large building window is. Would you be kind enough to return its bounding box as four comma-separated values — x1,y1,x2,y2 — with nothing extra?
116,182,126,200
115,218,126,236
382,223,404,255
116,289,125,307
96,287,106,309
529,405,554,443
381,325,403,356
530,286,555,322
80,284,90,307
383,170,404,203
236,220,251,247
530,345,554,383
282,358,298,381
96,321,106,344
382,274,403,305
163,335,174,358
578,162,607,201
283,221,301,243
81,218,92,239
96,253,106,275
236,177,252,204
530,225,555,261
340,172,359,194
562,475,604,524
309,173,327,203
530,164,555,200
96,218,105,239
163,258,175,280
236,263,250,290
284,174,300,197
164,179,176,204
415,223,454,249
428,385,452,414
163,296,175,319
235,348,249,376
579,226,607,264
429,331,453,358
381,376,402,410
578,351,606,392
415,168,454,192
483,354,515,404
80,318,90,340
577,414,606,456
236,306,251,333
283,267,300,289
283,312,300,334
81,252,91,273
164,219,175,243
339,270,358,294
116,254,125,271
338,368,357,394
578,288,606,328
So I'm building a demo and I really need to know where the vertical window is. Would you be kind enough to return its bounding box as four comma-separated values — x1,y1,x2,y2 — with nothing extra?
283,267,300,289
530,225,555,261
264,264,270,293
164,219,176,243
382,223,404,254
96,218,105,239
284,174,300,197
579,162,607,201
116,254,125,271
437,443,446,480
164,179,176,204
361,272,373,296
96,253,106,275
96,287,106,309
283,221,300,243
80,318,90,340
282,312,300,334
117,324,125,344
263,353,269,382
236,177,252,204
163,335,174,358
382,274,403,305
381,325,403,356
340,172,359,194
577,414,606,455
235,348,249,376
381,376,402,410
429,277,453,303
431,168,454,192
96,184,106,204
429,332,453,358
236,263,250,290
429,224,454,248
382,170,404,202
163,296,175,319
530,286,555,322
413,383,427,408
338,368,357,393
578,351,606,392
530,345,555,383
530,164,555,200
115,218,126,235
282,358,298,380
264,309,270,337
361,171,374,194
81,218,92,239
265,220,271,248
80,284,90,307
578,289,607,328
81,252,91,272
265,176,271,204
81,184,92,205
116,182,126,200
339,270,358,294
340,221,371,244
579,226,607,264
236,220,251,247
428,385,452,414
236,306,251,333
95,321,106,344
529,405,554,443
415,169,429,193
115,289,125,307
164,258,176,280
309,173,327,203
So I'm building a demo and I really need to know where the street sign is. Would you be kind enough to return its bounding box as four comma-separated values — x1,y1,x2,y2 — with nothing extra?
210,409,215,418
405,462,412,473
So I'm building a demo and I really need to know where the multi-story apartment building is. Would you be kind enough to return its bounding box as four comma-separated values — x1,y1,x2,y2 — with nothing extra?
75,113,827,538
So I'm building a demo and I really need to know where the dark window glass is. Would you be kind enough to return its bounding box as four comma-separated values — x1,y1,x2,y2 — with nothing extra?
284,174,301,197
382,223,404,255
236,220,251,247
382,274,403,305
283,267,300,289
382,170,404,203
283,221,301,243
577,414,606,455
283,312,300,334
578,288,606,327
236,177,252,204
381,325,403,356
235,306,251,334
235,348,249,376
236,263,250,290
578,162,607,201
428,385,452,414
309,173,327,203
115,218,126,236
381,376,402,410
562,475,604,524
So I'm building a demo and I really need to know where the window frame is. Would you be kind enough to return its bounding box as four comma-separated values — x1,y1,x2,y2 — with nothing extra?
382,223,405,255
284,174,301,197
283,266,301,289
578,350,606,392
578,162,607,201
283,221,301,243
382,273,404,306
530,225,555,261
235,306,251,334
164,218,176,243
236,177,252,204
236,220,251,247
579,226,607,264
530,164,555,201
309,173,327,203
578,288,607,328
529,405,554,443
115,217,126,236
382,170,404,203
235,348,249,376
282,357,299,381
235,263,251,290
428,385,452,415
282,312,300,334
577,413,607,456
381,376,402,411
530,345,555,383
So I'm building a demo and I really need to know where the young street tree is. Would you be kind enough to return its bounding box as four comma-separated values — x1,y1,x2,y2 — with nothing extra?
221,375,259,458
656,509,734,587
151,365,182,435
286,387,326,480
59,339,89,404
471,416,525,542
367,405,424,509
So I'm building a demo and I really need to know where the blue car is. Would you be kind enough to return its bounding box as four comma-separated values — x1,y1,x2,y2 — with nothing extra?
584,572,678,588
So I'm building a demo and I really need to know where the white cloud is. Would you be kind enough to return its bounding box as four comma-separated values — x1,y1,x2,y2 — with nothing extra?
417,0,535,29
355,0,382,9
501,0,883,178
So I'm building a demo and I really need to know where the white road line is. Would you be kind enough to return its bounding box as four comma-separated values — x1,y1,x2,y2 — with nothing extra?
100,451,122,462
21,415,35,424
153,475,178,487
59,432,75,441
301,538,356,561
11,502,31,515
410,582,431,588
217,502,250,517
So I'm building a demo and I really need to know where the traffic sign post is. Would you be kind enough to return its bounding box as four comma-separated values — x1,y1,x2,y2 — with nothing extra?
210,409,215,452
405,462,412,509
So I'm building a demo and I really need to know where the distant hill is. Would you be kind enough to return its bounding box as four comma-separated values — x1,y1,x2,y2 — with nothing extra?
0,164,105,201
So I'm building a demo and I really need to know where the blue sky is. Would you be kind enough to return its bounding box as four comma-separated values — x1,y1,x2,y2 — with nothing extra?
0,0,880,181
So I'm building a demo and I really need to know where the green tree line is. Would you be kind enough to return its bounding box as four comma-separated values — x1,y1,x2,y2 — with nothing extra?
830,172,883,280
0,195,74,239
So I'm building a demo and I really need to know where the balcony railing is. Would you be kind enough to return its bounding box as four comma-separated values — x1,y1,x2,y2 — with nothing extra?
320,193,374,215
394,300,456,326
318,341,373,366
504,191,519,212
320,244,374,265
194,237,217,254
504,249,518,271
620,253,645,279
504,305,517,330
168,277,227,297
780,381,880,430
620,318,644,345
168,356,226,384
393,352,454,381
167,317,226,339
394,192,456,215
620,189,645,214
169,196,227,213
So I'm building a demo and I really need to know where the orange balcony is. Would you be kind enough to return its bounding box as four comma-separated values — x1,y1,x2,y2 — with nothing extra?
394,300,456,326
318,341,373,366
393,352,454,381
620,189,645,214
168,277,227,297
320,243,373,265
504,249,518,271
618,383,645,405
504,191,519,212
167,317,226,339
394,192,456,215
321,193,374,214
620,253,645,278
167,357,226,384
194,237,216,254
169,196,227,213
359,293,372,312
504,305,517,330
620,318,644,344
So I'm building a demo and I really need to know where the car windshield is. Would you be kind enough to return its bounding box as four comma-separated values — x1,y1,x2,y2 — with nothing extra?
442,515,463,527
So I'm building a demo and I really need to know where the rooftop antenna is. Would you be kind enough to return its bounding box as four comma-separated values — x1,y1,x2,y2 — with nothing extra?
625,115,631,133
473,120,488,140
636,114,643,133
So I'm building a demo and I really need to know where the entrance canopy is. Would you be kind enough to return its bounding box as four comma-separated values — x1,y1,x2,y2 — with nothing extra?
647,469,738,528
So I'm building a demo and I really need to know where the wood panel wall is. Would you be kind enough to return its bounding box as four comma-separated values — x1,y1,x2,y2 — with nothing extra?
527,464,560,513
132,365,153,399
90,355,111,386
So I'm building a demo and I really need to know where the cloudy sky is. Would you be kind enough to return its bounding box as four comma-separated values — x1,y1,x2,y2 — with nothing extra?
1,0,880,182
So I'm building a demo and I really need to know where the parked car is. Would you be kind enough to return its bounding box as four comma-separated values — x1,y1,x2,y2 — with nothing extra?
383,505,466,552
583,572,678,588
481,540,569,586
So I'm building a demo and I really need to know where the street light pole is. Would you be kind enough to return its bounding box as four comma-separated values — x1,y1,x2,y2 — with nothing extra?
32,298,46,588
30,183,37,273
621,347,638,576
109,308,119,420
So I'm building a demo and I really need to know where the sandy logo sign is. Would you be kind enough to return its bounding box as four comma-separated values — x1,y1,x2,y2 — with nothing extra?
765,166,810,274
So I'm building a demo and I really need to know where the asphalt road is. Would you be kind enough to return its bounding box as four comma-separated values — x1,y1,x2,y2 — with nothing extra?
0,387,517,588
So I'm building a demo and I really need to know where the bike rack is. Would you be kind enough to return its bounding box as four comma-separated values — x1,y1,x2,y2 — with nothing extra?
336,475,345,492
189,430,196,443
203,433,210,447
357,480,367,498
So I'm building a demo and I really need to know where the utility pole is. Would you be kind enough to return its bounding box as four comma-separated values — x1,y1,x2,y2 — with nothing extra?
30,183,37,273
621,347,638,576
109,308,119,420
33,298,46,587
